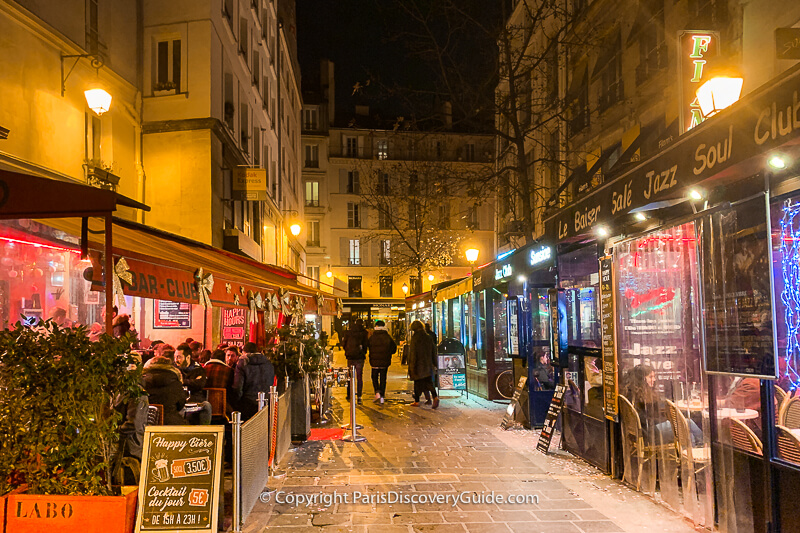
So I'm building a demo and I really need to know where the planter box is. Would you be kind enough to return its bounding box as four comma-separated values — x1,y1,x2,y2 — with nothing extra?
6,486,137,533
291,375,311,442
1,487,28,533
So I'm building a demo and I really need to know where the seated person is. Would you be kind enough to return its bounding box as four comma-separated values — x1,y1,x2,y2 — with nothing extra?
204,348,235,414
532,352,554,390
176,343,212,425
142,346,186,425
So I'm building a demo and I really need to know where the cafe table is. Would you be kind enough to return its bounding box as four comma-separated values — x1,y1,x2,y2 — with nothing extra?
675,400,759,420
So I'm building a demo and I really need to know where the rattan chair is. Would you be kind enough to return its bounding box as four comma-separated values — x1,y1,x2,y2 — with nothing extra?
618,394,671,491
779,396,800,429
666,400,710,509
776,425,800,464
775,385,788,424
146,403,164,426
728,418,763,455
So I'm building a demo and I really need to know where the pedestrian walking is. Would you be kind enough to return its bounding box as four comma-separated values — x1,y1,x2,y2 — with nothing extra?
408,320,439,409
341,318,368,403
368,320,396,404
423,322,438,404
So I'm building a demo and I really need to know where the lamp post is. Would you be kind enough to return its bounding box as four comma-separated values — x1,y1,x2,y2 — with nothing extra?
465,248,480,274
401,283,409,295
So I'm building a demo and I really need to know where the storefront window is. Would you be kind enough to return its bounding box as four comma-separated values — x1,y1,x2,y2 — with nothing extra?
476,290,487,369
465,292,479,367
559,246,601,348
0,219,106,332
492,289,510,362
614,222,712,526
452,297,462,342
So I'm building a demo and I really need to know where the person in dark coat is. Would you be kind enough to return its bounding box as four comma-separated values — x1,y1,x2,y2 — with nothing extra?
368,320,397,404
176,343,212,424
532,352,554,390
204,348,235,414
408,320,439,409
341,319,368,403
142,349,186,425
233,342,275,420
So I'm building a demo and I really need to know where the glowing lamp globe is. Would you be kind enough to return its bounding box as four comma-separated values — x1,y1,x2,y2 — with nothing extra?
84,88,112,115
465,248,480,263
289,223,302,236
326,270,333,278
401,283,409,294
696,76,743,118
427,274,434,282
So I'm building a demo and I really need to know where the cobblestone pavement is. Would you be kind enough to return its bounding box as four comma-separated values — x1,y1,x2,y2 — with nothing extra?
243,349,699,533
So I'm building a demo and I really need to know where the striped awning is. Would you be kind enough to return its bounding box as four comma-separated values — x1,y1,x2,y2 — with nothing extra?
434,276,472,303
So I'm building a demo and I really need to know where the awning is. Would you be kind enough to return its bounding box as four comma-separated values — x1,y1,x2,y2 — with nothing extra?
434,276,473,303
40,217,337,315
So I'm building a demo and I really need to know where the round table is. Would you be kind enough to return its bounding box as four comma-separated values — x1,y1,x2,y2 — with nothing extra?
716,408,759,420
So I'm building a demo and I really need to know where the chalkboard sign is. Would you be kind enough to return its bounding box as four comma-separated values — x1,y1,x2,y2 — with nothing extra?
500,376,528,429
599,256,619,421
135,426,224,532
536,383,567,453
154,301,192,329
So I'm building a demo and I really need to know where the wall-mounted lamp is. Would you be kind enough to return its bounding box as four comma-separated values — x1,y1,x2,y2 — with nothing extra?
427,274,435,282
326,269,333,278
401,283,409,295
281,209,303,236
61,54,112,115
696,61,744,119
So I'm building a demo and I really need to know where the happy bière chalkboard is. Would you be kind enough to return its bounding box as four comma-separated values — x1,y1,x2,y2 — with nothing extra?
135,426,224,532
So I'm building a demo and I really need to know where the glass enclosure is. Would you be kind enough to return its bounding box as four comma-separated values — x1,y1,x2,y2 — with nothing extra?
491,288,510,363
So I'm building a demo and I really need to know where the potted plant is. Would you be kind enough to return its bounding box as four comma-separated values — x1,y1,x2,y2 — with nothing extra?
0,320,142,533
152,81,177,96
272,321,325,442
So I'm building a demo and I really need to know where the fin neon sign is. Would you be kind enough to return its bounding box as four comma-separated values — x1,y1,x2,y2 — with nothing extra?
680,31,718,132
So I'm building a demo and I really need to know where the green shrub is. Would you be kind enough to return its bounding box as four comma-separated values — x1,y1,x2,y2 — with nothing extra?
272,321,326,384
0,320,141,496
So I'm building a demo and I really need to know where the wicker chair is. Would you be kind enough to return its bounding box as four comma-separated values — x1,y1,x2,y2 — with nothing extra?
666,400,710,509
779,396,800,429
775,384,787,411
618,394,671,491
146,403,164,426
728,418,763,455
776,425,800,464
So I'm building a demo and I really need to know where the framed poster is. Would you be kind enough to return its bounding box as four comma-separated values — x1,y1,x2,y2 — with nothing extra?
221,308,246,348
154,301,192,329
135,426,224,532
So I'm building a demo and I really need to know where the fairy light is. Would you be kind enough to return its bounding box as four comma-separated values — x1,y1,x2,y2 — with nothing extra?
779,201,800,391
0,235,81,254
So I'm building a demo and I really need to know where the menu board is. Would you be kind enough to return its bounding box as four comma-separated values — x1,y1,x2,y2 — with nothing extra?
536,383,567,453
221,308,247,348
501,376,528,429
507,299,519,356
154,301,192,329
548,289,568,367
599,256,619,421
135,426,224,532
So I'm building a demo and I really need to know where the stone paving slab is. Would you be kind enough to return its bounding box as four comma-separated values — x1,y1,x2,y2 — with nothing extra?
241,350,699,533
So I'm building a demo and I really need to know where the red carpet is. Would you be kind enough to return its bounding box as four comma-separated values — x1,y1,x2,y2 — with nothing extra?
308,428,344,441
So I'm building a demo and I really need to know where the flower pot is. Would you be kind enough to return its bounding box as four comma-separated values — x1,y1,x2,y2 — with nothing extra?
5,486,137,533
152,89,176,97
290,374,311,442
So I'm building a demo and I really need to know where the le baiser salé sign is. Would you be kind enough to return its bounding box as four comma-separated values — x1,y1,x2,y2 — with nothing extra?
547,58,800,241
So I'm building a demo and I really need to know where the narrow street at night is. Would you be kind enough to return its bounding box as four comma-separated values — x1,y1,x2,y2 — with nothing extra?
242,349,696,533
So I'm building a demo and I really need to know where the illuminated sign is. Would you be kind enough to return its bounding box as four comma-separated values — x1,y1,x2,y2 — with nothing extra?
495,264,513,280
679,31,719,133
530,246,552,266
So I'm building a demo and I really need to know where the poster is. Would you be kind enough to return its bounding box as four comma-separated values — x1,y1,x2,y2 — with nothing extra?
154,301,192,329
135,426,224,532
221,308,247,348
599,256,619,421
507,299,519,356
536,383,567,453
437,354,466,390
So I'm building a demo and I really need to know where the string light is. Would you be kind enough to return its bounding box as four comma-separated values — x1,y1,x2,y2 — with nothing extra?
779,201,800,391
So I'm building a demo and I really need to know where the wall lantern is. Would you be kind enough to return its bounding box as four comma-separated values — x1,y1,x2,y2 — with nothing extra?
696,76,743,118
84,88,112,116
427,274,435,282
61,54,112,115
401,283,409,295
289,223,302,236
465,248,480,264
326,270,333,278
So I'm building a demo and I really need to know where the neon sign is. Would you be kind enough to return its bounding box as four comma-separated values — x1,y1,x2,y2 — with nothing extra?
530,246,552,266
679,31,718,132
495,264,513,280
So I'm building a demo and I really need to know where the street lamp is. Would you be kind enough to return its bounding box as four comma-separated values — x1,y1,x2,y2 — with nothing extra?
326,269,333,278
289,222,302,236
61,54,112,115
696,68,744,119
427,274,435,282
84,88,112,116
465,248,479,273
401,283,409,295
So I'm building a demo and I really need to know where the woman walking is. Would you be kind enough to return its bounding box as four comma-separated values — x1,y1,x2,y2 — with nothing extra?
408,320,439,409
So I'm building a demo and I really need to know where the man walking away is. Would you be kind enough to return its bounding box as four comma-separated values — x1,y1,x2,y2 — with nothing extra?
368,320,396,404
233,342,275,420
408,320,439,409
341,318,368,403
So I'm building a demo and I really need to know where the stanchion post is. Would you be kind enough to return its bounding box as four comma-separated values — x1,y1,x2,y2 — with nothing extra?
268,385,278,475
343,364,366,442
258,391,267,411
232,411,242,532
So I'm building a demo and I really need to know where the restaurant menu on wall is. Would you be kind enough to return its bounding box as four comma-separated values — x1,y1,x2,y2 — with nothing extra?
599,256,619,421
154,301,192,329
221,307,247,348
135,426,224,532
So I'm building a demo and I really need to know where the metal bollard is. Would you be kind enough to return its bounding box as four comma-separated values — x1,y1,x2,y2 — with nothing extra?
340,365,363,430
342,365,366,442
232,411,242,532
257,391,267,411
268,385,278,474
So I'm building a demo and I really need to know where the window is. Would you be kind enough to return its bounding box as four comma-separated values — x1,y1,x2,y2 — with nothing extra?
348,276,362,297
636,3,666,84
467,205,480,230
348,239,360,265
307,266,319,289
155,39,182,93
252,127,260,166
438,203,451,229
410,276,421,295
252,50,260,89
303,107,318,130
239,18,249,59
307,220,320,247
86,0,99,54
378,209,391,229
546,130,560,194
436,141,443,158
304,144,319,168
240,104,249,153
347,171,360,194
380,240,391,265
380,276,393,298
568,64,589,135
598,33,624,112
345,136,358,157
377,139,389,160
464,143,475,162
379,172,391,195
347,203,361,228
85,112,101,163
408,173,418,195
224,71,234,128
305,181,319,206
223,0,233,22
408,201,419,227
